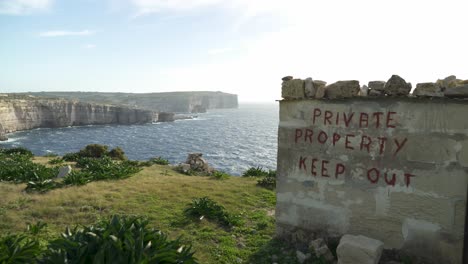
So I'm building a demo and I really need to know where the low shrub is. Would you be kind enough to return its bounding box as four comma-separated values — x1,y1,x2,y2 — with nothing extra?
42,215,198,264
108,147,127,160
75,157,142,181
48,157,64,165
62,152,80,162
43,152,58,157
256,175,276,190
0,147,34,158
149,156,170,165
77,144,109,158
242,166,269,177
184,197,241,227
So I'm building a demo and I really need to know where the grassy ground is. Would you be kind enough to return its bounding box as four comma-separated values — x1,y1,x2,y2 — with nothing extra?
0,157,305,264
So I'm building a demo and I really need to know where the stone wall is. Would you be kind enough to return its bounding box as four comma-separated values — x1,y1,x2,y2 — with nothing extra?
276,75,468,264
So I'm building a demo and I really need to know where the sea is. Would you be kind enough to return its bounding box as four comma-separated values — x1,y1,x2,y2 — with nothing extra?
0,103,279,176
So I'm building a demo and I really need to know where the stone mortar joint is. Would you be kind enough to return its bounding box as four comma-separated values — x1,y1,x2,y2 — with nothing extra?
281,75,468,100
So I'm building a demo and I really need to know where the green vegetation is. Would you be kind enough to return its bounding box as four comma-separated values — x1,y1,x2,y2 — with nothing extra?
242,167,270,177
0,216,197,263
63,144,128,161
211,170,230,180
48,157,64,165
43,215,197,263
1,146,327,263
242,167,276,190
0,147,33,158
0,151,58,184
108,147,126,161
184,197,241,227
149,156,170,165
74,156,142,181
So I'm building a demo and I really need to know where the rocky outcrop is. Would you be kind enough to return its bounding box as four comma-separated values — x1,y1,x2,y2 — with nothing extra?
25,91,238,113
157,112,175,122
0,97,154,141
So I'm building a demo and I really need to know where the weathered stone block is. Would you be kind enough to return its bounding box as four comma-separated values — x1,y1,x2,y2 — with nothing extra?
304,77,316,98
368,81,386,92
413,82,443,97
444,84,468,98
384,75,411,96
315,84,326,99
325,81,360,99
282,79,305,99
337,234,384,264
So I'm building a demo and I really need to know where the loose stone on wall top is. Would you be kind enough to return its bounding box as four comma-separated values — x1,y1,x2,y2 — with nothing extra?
384,75,412,96
325,80,360,99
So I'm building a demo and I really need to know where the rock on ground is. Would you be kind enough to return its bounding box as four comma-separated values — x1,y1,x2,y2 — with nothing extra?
384,75,412,96
309,238,335,262
337,234,384,264
57,165,72,178
296,250,311,264
368,81,386,96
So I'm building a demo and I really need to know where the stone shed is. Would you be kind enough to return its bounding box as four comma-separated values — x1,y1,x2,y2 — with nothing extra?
276,76,468,264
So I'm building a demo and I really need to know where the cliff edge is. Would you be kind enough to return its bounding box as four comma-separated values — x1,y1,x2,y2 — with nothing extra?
0,95,154,141
25,91,239,113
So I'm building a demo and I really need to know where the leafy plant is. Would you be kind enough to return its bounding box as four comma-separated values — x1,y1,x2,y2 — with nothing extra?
42,215,198,264
77,144,109,159
211,170,230,180
0,234,42,263
0,154,58,183
63,171,92,186
26,222,47,236
25,179,62,193
242,167,269,177
184,197,241,227
256,176,276,190
256,170,276,189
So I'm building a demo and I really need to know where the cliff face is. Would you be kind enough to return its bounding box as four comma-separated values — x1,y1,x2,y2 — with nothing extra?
0,97,154,140
25,91,239,113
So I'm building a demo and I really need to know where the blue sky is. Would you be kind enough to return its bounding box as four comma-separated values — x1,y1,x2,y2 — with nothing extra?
1,0,467,102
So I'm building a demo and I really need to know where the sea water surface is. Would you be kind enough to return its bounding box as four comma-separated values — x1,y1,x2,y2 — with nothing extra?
0,103,278,175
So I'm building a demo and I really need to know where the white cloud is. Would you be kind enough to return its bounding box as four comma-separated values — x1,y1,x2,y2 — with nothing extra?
208,47,234,55
83,44,96,49
39,30,95,37
131,0,223,15
0,0,53,15
147,0,468,102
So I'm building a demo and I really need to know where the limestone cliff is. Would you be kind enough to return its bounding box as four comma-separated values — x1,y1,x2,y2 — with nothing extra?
25,91,238,113
0,96,154,141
